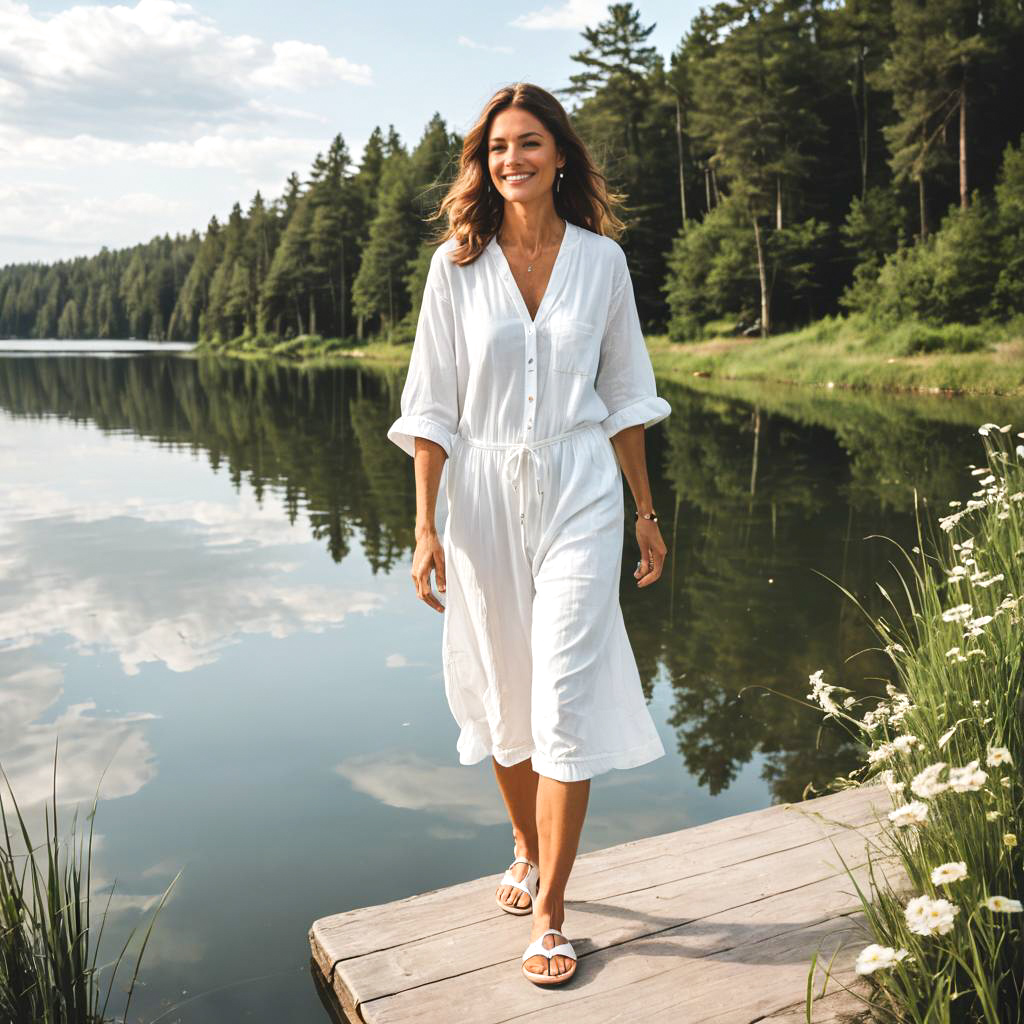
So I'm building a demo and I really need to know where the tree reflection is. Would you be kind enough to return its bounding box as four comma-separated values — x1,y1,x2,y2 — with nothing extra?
1,354,1018,803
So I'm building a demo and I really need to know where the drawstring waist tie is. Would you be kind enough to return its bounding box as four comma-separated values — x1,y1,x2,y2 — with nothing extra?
456,422,602,550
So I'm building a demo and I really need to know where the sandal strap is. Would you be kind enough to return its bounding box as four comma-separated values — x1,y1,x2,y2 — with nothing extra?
521,930,576,962
500,862,539,898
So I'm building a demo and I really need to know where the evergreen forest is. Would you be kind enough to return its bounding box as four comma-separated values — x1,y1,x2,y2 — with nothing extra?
2,0,1023,346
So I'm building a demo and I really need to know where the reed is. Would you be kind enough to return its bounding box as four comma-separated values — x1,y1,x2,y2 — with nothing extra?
800,422,1023,1022
0,744,178,1023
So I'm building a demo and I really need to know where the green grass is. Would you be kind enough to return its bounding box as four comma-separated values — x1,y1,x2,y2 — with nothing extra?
1,746,178,1022
195,333,411,366
792,424,1023,1022
647,315,1024,396
195,314,1024,395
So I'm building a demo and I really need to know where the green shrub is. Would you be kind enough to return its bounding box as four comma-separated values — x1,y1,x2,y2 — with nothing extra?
890,321,993,356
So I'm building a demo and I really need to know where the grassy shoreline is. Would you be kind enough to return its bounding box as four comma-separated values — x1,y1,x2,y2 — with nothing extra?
192,315,1024,397
802,423,1023,1021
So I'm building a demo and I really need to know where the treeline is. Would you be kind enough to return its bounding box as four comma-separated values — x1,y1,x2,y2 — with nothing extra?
1,352,960,799
2,0,1023,345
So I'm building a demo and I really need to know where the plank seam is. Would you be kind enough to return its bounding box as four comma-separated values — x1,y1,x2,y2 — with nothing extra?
353,875,875,1014
483,908,869,1024
315,818,886,967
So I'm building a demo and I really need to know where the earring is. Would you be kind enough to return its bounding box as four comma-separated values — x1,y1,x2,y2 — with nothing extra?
556,170,564,193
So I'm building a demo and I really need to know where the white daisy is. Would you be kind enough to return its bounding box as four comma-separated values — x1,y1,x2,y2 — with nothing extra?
930,861,968,885
911,762,948,798
888,801,929,827
905,894,960,936
941,603,973,623
986,746,1013,767
855,944,910,975
981,895,1023,913
947,760,988,792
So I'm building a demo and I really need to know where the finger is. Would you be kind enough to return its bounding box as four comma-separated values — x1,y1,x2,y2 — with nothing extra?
413,571,440,609
435,549,446,593
636,551,662,587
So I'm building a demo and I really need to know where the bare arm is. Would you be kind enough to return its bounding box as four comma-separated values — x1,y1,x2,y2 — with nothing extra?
411,436,448,612
609,424,667,588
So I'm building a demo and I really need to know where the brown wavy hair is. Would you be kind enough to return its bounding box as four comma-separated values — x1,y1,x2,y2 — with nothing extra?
426,82,627,265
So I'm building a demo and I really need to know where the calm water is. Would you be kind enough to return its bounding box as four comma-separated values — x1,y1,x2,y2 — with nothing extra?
1,346,1019,1021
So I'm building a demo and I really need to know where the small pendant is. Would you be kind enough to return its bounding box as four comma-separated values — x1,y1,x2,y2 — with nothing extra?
527,264,533,272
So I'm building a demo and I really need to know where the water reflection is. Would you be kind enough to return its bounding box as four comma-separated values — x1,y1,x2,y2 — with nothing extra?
0,350,1020,1021
0,656,157,809
1,353,1019,809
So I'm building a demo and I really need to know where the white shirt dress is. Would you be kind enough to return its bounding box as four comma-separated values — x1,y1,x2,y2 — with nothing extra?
387,219,671,782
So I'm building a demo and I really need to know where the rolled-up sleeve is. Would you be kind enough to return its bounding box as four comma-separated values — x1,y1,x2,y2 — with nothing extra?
386,253,459,458
594,247,671,439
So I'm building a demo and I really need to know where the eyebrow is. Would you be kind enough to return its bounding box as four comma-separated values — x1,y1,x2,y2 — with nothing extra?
489,131,543,142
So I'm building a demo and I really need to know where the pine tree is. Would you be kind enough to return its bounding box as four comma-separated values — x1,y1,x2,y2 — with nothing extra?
352,135,420,338
689,0,826,335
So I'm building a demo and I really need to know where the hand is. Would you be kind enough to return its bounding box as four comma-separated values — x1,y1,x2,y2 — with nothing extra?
412,528,446,612
633,520,667,588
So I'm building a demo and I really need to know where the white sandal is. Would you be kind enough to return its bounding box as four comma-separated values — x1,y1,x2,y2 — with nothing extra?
495,853,539,915
521,928,578,985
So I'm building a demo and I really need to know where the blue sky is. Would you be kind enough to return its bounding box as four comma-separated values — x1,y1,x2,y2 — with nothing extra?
0,0,703,265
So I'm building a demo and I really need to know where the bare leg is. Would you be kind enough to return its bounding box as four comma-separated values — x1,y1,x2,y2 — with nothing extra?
491,756,540,910
524,774,590,978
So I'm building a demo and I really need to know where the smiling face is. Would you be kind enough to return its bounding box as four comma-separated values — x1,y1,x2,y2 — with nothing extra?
487,106,565,206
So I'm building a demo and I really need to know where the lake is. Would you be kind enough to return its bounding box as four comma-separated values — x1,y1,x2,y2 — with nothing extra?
1,344,1018,1021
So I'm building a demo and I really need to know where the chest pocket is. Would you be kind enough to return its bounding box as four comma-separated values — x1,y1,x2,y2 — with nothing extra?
548,317,598,378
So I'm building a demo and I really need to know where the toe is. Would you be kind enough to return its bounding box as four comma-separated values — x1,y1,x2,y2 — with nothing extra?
526,955,547,975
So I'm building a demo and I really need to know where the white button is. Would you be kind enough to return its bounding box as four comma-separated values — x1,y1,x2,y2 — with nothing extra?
528,357,533,363
528,326,534,334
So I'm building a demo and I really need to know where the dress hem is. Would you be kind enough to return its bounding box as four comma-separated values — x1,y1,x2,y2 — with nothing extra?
456,731,666,782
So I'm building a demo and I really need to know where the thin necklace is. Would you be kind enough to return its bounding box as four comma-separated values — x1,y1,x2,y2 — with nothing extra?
501,223,563,273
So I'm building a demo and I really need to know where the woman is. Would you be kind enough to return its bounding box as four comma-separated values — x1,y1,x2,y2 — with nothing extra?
386,82,670,986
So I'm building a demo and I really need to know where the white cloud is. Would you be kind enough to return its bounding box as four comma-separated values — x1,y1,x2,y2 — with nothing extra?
0,182,183,243
509,0,608,31
0,0,371,139
456,35,514,54
0,129,325,172
251,40,371,90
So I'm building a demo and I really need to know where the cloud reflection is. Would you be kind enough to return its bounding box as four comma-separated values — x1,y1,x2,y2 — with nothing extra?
0,657,157,809
335,752,507,827
0,487,383,674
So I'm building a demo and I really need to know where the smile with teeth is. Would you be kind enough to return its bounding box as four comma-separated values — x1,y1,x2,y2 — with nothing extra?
504,172,534,182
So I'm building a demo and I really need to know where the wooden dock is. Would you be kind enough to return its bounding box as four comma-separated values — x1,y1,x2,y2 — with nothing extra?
310,782,903,1024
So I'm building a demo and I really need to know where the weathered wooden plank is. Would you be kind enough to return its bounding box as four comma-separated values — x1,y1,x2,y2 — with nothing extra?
760,990,871,1024
333,816,892,1006
309,784,898,1024
355,855,902,1023
312,784,888,964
